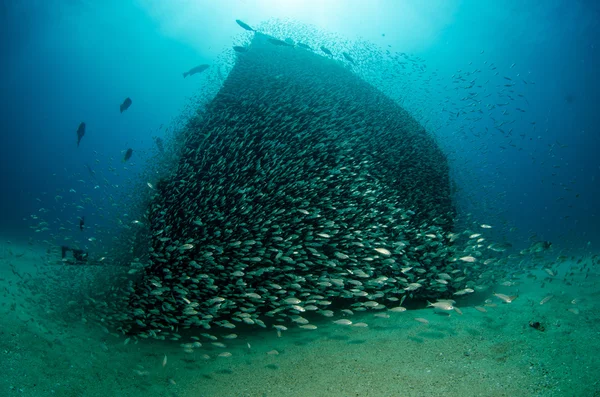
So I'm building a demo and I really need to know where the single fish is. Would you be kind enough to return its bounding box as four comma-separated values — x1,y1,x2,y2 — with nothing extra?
268,38,294,47
342,52,355,64
297,43,312,50
374,247,391,256
427,301,454,310
76,122,86,147
320,46,332,56
123,148,133,162
530,241,552,253
453,288,475,296
233,46,249,53
488,242,512,252
120,97,132,113
183,64,209,78
79,216,85,231
235,19,255,32
539,295,554,305
493,293,518,303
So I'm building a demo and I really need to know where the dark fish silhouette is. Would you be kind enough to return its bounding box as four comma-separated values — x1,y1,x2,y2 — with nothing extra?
235,19,255,32
268,38,294,47
120,97,132,113
320,46,332,56
183,64,210,78
297,43,312,50
76,122,86,147
233,46,249,53
123,148,133,162
79,216,85,231
342,52,355,64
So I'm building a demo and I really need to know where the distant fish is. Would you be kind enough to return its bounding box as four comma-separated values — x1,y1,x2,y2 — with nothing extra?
268,38,294,47
235,19,255,32
76,122,86,147
183,64,209,78
297,43,312,50
120,97,132,113
284,38,295,46
123,148,133,162
233,46,249,53
79,216,85,231
342,52,355,64
320,46,332,56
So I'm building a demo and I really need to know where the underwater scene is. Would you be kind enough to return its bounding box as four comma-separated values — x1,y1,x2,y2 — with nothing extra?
1,1,599,396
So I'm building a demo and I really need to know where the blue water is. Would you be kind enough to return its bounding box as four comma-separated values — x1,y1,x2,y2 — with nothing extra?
0,0,598,248
1,2,599,396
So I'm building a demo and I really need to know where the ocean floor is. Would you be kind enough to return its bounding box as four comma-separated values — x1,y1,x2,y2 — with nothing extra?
1,239,599,397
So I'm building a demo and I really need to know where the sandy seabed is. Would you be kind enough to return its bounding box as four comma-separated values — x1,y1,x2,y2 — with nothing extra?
1,239,598,397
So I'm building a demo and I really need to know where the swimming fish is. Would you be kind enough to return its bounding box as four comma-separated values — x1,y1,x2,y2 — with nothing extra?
427,301,454,310
76,122,86,147
320,46,332,56
120,97,132,113
268,38,294,47
493,293,518,303
233,46,249,53
342,52,355,64
530,241,552,253
487,242,512,252
79,216,85,231
123,148,133,162
183,64,209,78
235,19,255,32
297,43,312,50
